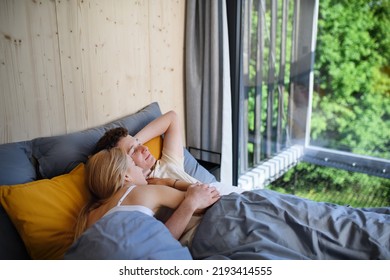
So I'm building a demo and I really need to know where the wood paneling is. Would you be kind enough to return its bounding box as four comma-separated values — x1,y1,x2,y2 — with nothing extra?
0,0,185,144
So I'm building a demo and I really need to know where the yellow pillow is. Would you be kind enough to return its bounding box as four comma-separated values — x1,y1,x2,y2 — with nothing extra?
144,136,163,160
0,163,89,260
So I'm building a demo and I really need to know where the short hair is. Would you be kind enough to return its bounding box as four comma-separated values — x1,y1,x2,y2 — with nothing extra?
94,127,129,154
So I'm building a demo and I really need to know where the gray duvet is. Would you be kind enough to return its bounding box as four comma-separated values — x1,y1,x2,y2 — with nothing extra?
190,189,390,260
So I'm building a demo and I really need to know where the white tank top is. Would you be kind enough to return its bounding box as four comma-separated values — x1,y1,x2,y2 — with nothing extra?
103,185,154,217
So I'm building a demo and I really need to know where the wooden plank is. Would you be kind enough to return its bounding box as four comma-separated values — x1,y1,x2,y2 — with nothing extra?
0,0,186,144
57,0,152,132
0,0,65,142
149,0,185,117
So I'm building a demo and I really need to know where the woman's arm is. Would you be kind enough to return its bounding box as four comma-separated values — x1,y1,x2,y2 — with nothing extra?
130,184,220,239
130,184,185,211
163,184,220,239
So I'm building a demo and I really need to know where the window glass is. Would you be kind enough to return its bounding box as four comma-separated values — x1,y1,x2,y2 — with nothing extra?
311,0,390,160
243,0,295,171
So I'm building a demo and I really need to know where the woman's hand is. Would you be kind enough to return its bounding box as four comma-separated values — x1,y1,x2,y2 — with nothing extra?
184,183,220,213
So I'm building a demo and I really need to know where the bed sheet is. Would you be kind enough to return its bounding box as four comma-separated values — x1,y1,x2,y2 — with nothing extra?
191,189,390,260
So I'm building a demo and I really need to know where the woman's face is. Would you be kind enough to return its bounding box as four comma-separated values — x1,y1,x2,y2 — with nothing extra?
125,155,148,185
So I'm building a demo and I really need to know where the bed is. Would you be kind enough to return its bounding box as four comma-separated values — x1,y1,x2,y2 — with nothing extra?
1,102,389,260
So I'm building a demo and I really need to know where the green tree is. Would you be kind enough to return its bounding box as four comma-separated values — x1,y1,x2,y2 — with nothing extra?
269,0,390,206
311,0,390,158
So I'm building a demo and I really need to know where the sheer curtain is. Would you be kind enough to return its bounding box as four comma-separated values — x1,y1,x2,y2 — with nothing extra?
185,0,233,185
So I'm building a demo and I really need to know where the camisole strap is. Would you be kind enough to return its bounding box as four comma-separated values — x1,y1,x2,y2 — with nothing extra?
117,185,137,206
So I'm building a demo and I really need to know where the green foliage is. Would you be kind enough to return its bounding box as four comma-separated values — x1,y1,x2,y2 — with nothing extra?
312,0,390,159
266,0,390,206
246,1,294,163
268,162,390,207
245,0,389,206
293,0,390,205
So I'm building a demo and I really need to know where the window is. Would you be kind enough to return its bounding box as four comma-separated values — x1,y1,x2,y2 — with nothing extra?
227,0,390,191
307,0,390,178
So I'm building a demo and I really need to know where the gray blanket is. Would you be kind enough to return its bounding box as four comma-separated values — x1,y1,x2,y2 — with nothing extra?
190,189,390,260
65,211,192,260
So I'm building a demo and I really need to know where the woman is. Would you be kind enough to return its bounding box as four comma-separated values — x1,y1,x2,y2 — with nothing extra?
74,147,220,241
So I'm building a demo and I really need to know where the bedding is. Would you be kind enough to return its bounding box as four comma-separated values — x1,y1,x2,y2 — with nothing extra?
64,211,192,260
0,102,215,260
190,189,390,260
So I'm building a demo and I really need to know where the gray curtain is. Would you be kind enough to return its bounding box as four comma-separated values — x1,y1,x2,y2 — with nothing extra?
185,0,232,184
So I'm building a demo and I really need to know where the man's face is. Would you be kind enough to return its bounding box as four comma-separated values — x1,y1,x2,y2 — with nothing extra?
116,135,156,176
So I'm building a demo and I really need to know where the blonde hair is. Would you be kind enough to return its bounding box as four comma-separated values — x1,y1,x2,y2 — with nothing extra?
74,148,129,240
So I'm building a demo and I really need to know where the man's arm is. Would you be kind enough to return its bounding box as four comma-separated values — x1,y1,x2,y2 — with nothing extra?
146,177,198,192
134,110,184,159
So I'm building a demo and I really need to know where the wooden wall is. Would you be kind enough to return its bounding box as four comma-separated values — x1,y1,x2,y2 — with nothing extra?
0,0,186,144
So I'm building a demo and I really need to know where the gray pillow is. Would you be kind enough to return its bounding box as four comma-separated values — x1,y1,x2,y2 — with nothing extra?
32,101,216,182
0,141,36,185
33,102,162,179
184,149,216,183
